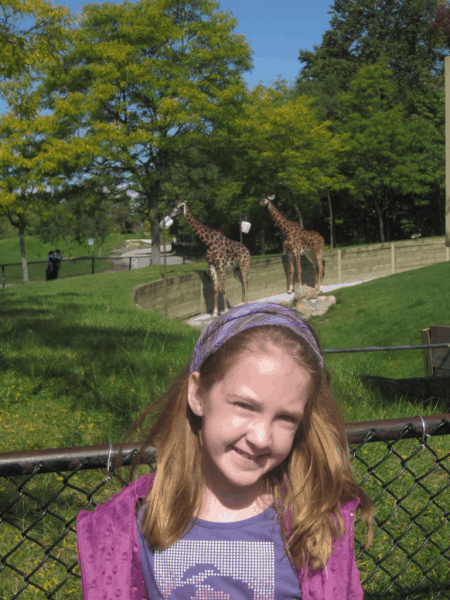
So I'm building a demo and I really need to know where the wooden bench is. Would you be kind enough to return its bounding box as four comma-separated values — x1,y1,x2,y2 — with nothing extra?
361,325,450,401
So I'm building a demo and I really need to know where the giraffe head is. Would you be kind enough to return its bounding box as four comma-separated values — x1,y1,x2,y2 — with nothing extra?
260,193,275,207
169,197,186,219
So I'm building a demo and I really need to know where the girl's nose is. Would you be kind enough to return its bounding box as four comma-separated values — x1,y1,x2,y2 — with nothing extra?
246,421,272,449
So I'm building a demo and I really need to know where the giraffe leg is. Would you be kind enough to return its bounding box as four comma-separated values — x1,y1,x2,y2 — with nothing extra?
287,254,295,293
220,271,228,313
233,264,246,306
241,253,250,303
209,264,219,317
309,253,319,291
294,253,302,293
318,254,324,291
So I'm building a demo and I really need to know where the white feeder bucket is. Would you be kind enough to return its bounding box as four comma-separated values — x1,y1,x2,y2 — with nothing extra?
241,220,251,234
159,216,173,230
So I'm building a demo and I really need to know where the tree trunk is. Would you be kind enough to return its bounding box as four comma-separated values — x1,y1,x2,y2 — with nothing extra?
149,204,161,265
327,190,334,249
19,226,29,283
373,195,386,243
385,207,390,242
287,188,304,228
384,193,390,242
260,227,265,255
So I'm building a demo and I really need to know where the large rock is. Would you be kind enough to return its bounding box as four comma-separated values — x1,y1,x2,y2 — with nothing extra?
294,285,318,302
295,294,336,320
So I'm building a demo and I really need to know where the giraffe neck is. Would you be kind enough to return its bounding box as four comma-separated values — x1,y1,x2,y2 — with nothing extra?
183,202,217,246
268,201,295,235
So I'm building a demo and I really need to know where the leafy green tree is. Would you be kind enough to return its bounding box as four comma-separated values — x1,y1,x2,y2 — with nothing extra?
44,0,253,265
0,0,74,281
31,195,87,258
79,201,112,257
232,82,352,247
297,0,447,120
0,0,71,78
336,59,438,243
0,104,73,281
0,0,72,118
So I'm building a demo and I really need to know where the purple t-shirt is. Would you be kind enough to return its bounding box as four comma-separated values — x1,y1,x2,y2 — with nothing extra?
76,473,363,600
136,503,302,599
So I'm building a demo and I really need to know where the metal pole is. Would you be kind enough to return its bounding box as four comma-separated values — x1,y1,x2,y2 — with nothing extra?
240,213,243,246
92,258,94,275
163,213,167,318
2,264,5,288
129,257,132,270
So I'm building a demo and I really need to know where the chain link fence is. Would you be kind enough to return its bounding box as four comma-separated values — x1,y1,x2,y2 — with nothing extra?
1,414,449,599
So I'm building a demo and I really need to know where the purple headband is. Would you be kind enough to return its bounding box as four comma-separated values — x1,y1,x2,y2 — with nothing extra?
189,302,324,373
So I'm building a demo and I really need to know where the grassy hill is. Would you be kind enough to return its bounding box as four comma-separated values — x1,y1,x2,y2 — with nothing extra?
1,260,449,455
1,260,449,599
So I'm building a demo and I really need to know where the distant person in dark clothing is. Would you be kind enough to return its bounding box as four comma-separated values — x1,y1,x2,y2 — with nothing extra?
45,250,54,281
51,249,63,280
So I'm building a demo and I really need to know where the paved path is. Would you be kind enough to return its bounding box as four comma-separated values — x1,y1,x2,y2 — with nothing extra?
111,248,192,268
184,278,374,330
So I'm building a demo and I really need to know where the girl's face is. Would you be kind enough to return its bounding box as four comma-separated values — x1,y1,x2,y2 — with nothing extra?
187,348,310,506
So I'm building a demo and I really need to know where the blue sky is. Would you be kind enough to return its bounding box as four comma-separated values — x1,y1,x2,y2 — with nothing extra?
55,0,335,89
1,0,335,112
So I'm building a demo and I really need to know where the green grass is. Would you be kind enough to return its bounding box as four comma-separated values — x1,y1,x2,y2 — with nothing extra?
0,232,151,263
0,231,289,285
0,261,449,599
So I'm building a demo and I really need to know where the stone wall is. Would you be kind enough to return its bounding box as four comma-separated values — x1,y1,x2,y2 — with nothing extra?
132,237,450,320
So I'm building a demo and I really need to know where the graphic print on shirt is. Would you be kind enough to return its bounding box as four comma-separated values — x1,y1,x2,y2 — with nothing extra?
154,539,274,599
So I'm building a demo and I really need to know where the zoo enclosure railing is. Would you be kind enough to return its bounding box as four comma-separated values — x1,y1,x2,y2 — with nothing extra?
1,413,449,600
1,340,449,600
1,255,154,287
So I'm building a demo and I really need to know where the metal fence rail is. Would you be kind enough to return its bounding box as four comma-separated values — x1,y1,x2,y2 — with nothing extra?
1,414,449,599
1,255,154,287
322,342,450,355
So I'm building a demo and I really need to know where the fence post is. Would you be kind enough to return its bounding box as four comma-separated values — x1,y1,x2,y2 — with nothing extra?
2,264,5,288
163,213,167,319
338,249,341,284
129,257,132,270
92,258,94,275
391,243,395,274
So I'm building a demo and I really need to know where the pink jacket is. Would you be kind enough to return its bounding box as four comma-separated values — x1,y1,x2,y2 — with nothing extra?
77,473,363,599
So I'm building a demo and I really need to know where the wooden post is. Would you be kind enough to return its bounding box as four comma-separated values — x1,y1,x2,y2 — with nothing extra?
430,325,450,376
446,57,450,248
163,213,167,319
338,249,341,284
421,328,433,376
421,325,450,376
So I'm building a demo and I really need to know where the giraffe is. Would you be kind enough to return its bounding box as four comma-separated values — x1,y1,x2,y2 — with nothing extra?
260,193,324,293
169,198,250,317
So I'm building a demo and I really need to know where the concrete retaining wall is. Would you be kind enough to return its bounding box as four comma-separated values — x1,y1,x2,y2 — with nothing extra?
132,237,450,320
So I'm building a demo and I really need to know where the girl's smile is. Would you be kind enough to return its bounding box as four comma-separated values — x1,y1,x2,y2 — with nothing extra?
232,446,269,462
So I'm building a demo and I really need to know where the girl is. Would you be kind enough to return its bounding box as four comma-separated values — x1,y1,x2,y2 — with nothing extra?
77,302,375,599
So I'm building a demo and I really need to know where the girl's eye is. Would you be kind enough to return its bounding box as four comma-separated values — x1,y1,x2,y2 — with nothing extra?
235,403,296,423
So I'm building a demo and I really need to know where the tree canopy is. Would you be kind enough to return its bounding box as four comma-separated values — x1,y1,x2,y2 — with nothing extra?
44,0,253,263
